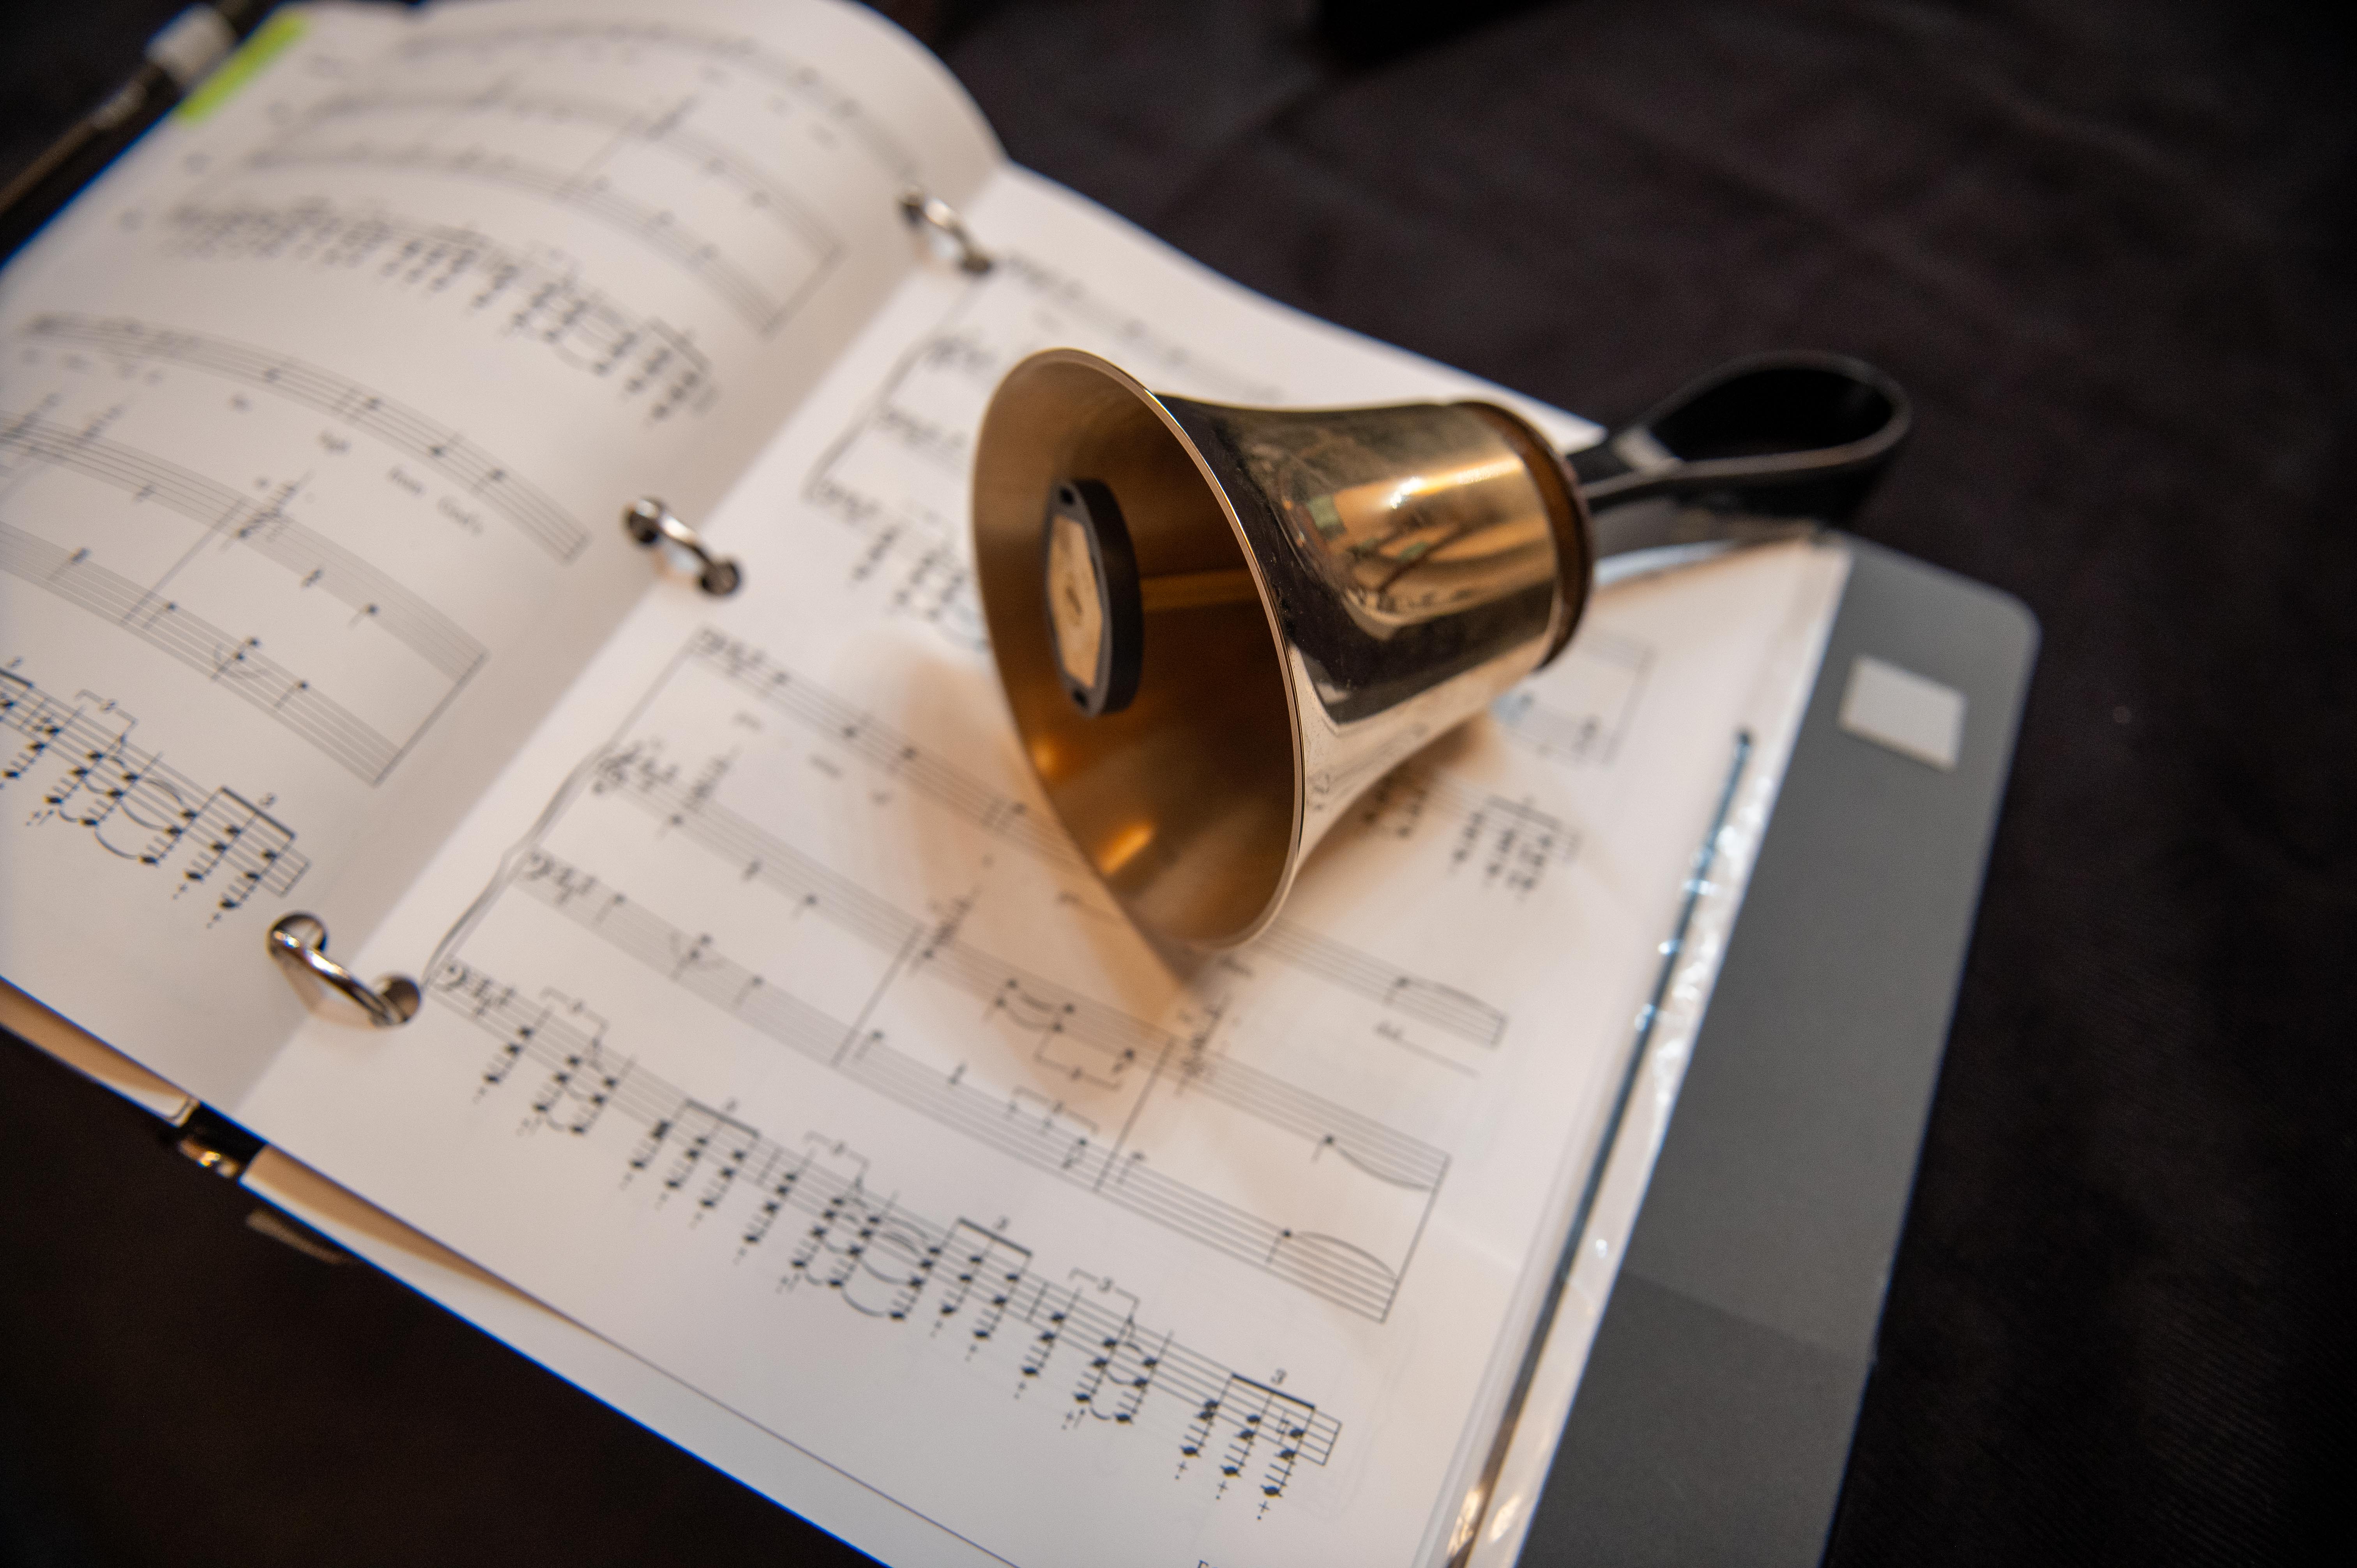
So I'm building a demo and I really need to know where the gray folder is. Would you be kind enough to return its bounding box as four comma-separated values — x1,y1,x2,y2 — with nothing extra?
1518,536,2037,1565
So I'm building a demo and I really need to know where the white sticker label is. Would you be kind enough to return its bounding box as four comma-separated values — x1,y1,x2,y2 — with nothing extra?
1839,655,1966,770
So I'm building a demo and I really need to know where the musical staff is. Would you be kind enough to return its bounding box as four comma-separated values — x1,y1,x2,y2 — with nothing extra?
0,385,493,784
1252,923,1505,1050
390,18,922,182
309,84,841,259
803,254,1279,648
157,205,716,424
509,841,1440,1319
684,632,1523,1042
245,145,811,336
25,315,591,562
1068,1282,1168,1428
1491,631,1652,767
1347,767,1578,900
590,745,923,953
0,667,309,911
227,22,874,341
1182,1374,1326,1499
689,629,1067,860
429,958,1343,1501
0,523,410,783
0,413,487,682
517,997,630,1134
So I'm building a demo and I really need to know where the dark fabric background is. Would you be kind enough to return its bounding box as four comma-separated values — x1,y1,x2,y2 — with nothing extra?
3,2,2350,1563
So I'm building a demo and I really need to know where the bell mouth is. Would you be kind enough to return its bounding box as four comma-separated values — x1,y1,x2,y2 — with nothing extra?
971,350,1302,948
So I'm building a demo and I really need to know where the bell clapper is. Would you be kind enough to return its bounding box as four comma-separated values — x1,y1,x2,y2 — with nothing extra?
1042,479,1263,720
1139,566,1255,612
1042,479,1143,717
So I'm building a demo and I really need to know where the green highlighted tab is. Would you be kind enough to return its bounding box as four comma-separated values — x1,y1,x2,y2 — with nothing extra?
177,10,309,124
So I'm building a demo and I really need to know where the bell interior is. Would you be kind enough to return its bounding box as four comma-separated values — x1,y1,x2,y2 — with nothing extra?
972,353,1300,947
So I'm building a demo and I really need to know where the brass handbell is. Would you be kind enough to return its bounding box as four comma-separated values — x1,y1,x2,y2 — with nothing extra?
971,349,1907,948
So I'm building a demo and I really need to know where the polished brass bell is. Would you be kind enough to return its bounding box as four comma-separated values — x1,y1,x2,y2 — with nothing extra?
971,349,1596,948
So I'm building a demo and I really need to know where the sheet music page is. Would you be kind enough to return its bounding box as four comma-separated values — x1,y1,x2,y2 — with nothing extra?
0,0,998,1103
236,164,1848,1567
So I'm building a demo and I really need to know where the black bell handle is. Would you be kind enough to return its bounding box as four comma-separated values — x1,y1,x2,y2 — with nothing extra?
1568,351,1911,554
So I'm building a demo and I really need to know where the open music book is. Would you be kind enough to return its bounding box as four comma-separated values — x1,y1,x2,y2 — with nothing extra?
0,2,1852,1563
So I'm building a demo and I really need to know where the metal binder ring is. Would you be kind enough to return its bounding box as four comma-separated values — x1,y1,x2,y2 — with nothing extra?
268,913,421,1028
899,187,994,275
624,498,742,596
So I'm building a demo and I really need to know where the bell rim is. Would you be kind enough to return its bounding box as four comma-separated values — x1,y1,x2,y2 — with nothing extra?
972,346,1307,950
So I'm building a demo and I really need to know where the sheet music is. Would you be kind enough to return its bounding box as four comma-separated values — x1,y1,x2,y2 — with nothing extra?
237,166,1850,1565
0,0,998,1102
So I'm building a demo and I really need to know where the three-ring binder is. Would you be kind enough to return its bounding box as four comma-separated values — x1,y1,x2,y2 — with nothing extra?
264,189,1002,1026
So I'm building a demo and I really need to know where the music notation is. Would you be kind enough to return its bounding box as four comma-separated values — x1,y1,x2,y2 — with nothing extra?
580,745,1452,1197
25,315,592,562
0,522,414,784
243,145,814,337
519,768,1442,1317
803,254,1280,649
0,407,487,784
157,205,717,425
683,631,1522,1043
309,83,841,274
0,667,309,913
214,18,895,341
390,17,923,182
1491,631,1653,768
1251,923,1505,1050
433,958,1342,1504
690,628,1069,858
0,414,483,683
1346,766,1577,900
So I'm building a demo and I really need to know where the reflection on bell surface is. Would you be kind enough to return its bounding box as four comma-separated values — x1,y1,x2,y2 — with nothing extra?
971,348,1594,950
